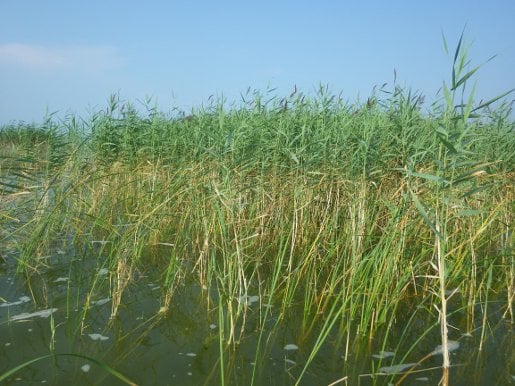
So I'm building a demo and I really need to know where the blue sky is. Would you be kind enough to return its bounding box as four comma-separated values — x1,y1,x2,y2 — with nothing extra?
1,1,514,124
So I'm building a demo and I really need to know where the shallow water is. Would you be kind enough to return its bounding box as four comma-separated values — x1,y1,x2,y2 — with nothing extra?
0,244,513,386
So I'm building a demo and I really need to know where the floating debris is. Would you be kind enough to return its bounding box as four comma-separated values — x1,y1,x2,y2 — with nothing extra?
416,377,429,381
91,298,110,306
238,295,260,306
0,296,31,307
87,333,109,341
372,350,395,359
81,364,91,373
10,308,57,321
379,363,417,374
209,324,217,330
54,277,69,283
98,268,109,276
185,353,197,357
285,359,296,365
284,344,298,351
430,340,460,356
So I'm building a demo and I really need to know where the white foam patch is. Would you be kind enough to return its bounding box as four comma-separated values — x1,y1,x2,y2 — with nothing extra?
185,353,197,357
209,324,217,330
87,333,109,341
430,340,460,356
91,298,110,306
238,295,259,306
98,268,109,276
0,296,31,307
372,350,395,359
379,363,417,374
54,277,69,283
81,364,91,372
10,308,57,321
284,344,298,351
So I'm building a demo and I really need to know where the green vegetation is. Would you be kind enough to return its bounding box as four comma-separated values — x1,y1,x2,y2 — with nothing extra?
0,37,513,385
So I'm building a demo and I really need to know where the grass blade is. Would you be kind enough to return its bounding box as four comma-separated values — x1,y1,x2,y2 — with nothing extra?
0,353,138,385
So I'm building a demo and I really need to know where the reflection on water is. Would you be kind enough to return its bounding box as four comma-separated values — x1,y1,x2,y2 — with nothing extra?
0,246,512,386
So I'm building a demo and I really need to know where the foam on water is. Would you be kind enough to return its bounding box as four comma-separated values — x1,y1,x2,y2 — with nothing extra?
9,308,57,321
91,298,110,306
372,350,395,359
379,363,417,374
88,333,109,341
430,340,460,356
0,295,31,307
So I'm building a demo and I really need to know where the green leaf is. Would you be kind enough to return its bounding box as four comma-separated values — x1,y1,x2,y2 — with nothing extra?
451,65,480,91
442,83,453,110
409,189,443,240
472,88,515,112
462,82,477,121
453,31,464,67
436,135,458,155
408,171,447,184
0,355,50,382
460,183,493,198
289,151,300,164
451,31,465,88
442,30,449,55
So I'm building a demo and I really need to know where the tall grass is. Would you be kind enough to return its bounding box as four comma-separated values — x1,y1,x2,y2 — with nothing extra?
1,36,513,385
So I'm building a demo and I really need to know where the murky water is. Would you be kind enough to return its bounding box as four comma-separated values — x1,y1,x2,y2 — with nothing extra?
0,243,513,385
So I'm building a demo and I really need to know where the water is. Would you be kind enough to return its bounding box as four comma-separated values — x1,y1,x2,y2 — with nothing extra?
0,244,513,385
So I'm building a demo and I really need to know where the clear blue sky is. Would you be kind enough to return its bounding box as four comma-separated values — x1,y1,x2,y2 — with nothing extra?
1,1,514,124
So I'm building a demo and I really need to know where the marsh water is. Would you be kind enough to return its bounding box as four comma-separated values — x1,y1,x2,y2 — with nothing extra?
0,241,512,386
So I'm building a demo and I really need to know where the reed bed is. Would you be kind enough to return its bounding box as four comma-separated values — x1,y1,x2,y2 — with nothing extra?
1,39,513,385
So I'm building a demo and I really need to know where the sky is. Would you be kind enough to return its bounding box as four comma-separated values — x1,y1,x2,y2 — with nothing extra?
1,0,514,124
